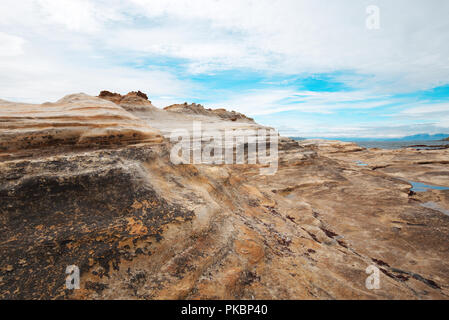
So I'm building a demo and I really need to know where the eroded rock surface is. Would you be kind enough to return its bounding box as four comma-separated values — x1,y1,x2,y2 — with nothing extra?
0,93,448,299
164,102,254,123
0,94,162,161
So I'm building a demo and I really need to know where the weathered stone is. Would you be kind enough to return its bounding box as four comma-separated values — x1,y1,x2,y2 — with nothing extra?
0,93,448,299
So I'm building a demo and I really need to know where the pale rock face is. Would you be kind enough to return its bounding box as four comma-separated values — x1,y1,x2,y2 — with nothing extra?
0,93,162,160
0,92,448,299
164,102,254,123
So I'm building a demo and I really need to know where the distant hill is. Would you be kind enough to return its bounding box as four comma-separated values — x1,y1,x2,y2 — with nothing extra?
290,133,449,142
398,133,449,141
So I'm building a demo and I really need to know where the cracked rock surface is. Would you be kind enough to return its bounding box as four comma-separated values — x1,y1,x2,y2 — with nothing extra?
0,93,448,299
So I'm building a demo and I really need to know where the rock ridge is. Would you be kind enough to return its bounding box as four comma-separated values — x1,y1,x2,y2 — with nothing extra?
0,92,448,300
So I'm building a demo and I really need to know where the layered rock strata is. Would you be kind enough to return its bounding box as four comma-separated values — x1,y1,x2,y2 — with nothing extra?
0,93,448,299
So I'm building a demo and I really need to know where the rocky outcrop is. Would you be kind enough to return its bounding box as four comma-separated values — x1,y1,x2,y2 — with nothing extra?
0,145,193,299
99,90,149,103
164,103,254,122
0,93,448,299
297,139,365,154
0,94,162,161
98,91,157,112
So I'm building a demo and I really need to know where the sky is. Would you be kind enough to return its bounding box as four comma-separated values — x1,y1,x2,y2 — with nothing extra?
1,0,449,138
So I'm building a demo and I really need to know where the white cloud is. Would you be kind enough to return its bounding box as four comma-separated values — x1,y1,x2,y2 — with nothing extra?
209,90,449,138
1,0,442,92
397,102,449,128
117,0,449,92
37,0,98,32
0,32,25,57
401,103,449,116
0,53,194,105
205,89,393,116
0,0,448,138
0,0,193,104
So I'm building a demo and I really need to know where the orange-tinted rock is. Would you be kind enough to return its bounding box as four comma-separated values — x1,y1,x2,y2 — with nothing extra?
98,90,156,112
0,93,162,160
0,94,448,300
164,102,254,122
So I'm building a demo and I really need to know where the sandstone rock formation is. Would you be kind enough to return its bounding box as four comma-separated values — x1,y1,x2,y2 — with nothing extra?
0,92,448,299
0,94,162,161
164,102,254,122
98,90,157,112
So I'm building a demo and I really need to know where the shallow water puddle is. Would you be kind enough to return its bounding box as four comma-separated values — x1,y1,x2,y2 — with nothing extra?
408,181,449,192
420,202,449,216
